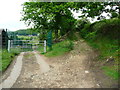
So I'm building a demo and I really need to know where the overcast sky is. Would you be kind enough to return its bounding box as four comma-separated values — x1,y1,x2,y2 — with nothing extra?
0,1,110,31
0,0,29,31
0,1,80,31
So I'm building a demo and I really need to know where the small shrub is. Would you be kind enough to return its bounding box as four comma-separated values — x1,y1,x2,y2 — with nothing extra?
68,40,74,50
80,23,91,38
85,31,97,40
67,31,78,41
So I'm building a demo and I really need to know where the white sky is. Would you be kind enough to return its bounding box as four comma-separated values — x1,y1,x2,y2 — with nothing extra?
0,1,80,32
0,0,29,31
72,10,111,23
0,1,110,31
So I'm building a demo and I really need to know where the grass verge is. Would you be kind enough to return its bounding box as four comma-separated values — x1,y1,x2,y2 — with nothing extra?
0,49,21,72
102,66,119,80
86,37,119,80
38,40,74,57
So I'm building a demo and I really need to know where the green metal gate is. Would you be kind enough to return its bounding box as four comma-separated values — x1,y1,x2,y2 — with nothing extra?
8,40,46,53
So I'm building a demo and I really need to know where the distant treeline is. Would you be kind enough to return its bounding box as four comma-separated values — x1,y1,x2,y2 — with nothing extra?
8,29,37,36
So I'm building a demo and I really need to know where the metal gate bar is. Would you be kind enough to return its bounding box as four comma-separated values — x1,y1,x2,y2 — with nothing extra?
8,40,46,53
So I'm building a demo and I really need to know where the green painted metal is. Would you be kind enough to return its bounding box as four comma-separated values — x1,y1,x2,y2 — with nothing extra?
47,31,52,50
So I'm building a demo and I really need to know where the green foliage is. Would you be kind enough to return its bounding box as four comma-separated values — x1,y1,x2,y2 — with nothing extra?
80,18,120,40
85,31,97,40
22,2,78,39
111,12,119,18
80,23,91,38
80,2,120,19
18,35,38,40
67,40,74,50
75,18,90,31
67,31,79,41
8,29,37,37
92,18,120,39
44,40,74,57
21,2,119,40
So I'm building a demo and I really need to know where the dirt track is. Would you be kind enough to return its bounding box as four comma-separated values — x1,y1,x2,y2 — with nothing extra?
11,39,101,88
2,39,117,88
11,51,99,88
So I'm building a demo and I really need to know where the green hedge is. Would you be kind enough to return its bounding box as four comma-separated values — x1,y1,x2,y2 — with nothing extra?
81,18,120,40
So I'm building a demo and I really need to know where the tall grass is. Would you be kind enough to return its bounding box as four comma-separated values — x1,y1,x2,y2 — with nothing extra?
37,44,44,53
0,49,21,72
102,66,119,80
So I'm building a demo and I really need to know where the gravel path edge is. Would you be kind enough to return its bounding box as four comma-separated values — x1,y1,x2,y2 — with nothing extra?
0,52,24,89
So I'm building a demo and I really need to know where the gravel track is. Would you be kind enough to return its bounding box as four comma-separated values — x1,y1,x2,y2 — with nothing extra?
12,50,99,88
2,39,102,88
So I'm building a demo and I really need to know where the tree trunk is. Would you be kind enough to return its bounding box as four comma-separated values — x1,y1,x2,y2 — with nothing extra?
54,13,60,40
55,29,58,39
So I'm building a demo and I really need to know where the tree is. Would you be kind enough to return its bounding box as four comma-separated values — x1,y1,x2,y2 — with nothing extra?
21,2,78,39
76,2,120,20
21,2,120,40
